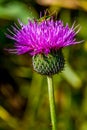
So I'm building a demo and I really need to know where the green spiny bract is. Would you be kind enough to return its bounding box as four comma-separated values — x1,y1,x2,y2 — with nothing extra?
32,50,65,76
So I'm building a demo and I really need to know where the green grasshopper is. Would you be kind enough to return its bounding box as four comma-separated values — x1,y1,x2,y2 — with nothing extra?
38,9,56,23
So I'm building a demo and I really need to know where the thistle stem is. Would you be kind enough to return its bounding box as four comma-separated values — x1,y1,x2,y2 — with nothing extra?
47,76,57,130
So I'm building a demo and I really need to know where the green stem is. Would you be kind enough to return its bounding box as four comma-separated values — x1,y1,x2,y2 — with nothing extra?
47,76,57,130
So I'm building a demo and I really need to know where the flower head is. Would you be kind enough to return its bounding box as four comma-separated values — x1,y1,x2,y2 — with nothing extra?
6,17,82,75
6,18,81,56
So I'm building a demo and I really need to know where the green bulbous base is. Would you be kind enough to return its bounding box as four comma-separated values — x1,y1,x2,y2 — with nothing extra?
32,49,65,76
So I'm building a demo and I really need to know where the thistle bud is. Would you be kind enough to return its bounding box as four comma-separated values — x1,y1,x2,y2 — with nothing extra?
32,50,65,76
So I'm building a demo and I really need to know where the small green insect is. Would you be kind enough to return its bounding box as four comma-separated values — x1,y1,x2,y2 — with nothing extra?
38,9,56,22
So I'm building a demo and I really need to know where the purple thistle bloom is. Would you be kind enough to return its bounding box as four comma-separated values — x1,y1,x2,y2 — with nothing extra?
6,18,81,56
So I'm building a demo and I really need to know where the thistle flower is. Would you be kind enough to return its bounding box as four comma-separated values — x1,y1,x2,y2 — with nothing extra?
6,18,82,75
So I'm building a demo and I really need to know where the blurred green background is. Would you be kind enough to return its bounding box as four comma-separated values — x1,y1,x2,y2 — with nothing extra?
0,0,87,130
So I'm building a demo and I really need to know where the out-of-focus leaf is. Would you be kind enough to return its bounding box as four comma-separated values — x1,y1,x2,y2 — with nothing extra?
62,63,82,88
13,67,32,78
36,0,79,9
80,121,87,130
0,1,38,23
0,106,10,121
0,106,18,129
82,86,87,115
79,1,87,11
0,0,5,4
83,41,87,51
78,11,87,39
36,0,87,12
